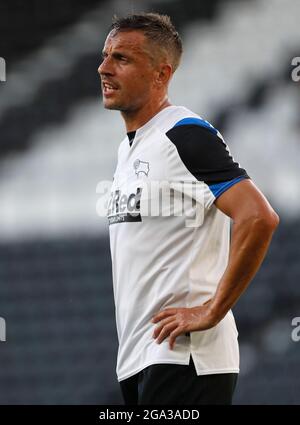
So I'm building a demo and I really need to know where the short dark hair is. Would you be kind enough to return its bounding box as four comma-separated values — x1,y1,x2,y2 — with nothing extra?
109,12,183,73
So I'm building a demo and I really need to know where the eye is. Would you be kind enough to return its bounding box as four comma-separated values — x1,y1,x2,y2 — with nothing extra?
115,54,128,62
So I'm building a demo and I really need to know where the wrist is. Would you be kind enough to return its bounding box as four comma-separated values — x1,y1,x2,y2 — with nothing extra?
206,299,226,326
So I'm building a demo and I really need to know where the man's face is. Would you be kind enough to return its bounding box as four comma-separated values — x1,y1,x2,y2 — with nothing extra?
98,30,158,111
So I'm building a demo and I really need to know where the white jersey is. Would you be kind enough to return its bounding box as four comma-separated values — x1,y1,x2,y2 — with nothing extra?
107,105,250,382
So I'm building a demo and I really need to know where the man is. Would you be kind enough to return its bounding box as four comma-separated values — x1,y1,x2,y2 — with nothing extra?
98,12,279,405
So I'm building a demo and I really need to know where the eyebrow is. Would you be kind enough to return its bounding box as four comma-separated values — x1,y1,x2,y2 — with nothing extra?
101,49,131,59
101,43,146,59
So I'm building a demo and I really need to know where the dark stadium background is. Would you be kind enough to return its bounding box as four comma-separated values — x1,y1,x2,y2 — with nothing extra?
0,0,299,404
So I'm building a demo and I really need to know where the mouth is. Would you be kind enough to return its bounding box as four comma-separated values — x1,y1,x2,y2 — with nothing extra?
102,82,119,97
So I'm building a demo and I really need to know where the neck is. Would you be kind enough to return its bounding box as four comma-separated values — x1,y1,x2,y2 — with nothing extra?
122,96,172,133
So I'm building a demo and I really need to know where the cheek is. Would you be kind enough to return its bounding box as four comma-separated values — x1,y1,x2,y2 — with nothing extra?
135,74,152,91
124,76,147,94
120,70,153,99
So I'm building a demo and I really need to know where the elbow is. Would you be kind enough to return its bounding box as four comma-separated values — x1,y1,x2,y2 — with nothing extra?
252,209,280,233
270,210,280,230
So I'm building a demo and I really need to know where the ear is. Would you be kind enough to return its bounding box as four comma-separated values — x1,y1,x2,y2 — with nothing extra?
155,63,173,87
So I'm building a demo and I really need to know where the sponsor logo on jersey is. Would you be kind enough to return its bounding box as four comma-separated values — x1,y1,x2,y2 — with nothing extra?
107,187,142,225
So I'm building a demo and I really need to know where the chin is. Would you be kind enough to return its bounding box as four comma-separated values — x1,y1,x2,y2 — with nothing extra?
103,100,123,110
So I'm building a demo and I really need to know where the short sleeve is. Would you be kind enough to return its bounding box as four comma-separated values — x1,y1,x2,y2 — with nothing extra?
165,117,250,204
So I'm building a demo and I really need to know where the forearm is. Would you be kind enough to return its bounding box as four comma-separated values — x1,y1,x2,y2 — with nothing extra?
209,215,278,323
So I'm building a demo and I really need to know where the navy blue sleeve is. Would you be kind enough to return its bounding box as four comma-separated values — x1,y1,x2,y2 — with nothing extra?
166,118,250,199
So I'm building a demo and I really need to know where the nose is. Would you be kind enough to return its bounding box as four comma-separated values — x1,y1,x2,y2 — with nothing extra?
98,57,113,77
97,61,104,76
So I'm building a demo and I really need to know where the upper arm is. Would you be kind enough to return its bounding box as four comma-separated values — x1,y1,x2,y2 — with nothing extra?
166,118,279,227
214,178,279,227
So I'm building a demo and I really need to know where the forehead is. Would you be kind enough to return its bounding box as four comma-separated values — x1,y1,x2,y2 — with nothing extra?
103,30,149,56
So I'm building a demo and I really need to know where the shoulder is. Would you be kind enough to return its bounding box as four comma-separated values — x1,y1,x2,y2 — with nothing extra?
165,115,222,152
154,105,202,134
165,113,250,185
159,105,222,144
